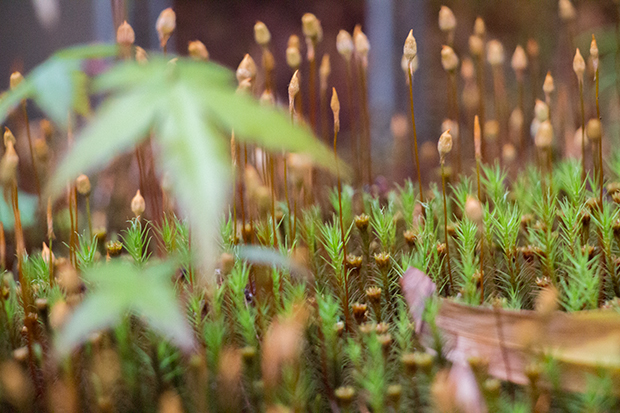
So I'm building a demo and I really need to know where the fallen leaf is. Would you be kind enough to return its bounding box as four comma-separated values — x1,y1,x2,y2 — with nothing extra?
401,267,620,394
400,267,436,334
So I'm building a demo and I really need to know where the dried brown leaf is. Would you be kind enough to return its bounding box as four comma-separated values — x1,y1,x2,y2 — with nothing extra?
401,268,620,393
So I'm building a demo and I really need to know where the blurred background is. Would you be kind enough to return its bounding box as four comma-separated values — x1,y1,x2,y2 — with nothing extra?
1,0,619,182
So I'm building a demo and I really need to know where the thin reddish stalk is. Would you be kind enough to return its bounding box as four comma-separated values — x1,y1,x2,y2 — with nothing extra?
440,163,453,294
344,62,360,186
22,103,42,203
407,65,425,203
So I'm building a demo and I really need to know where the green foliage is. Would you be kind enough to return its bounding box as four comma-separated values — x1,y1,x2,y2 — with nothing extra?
121,218,152,267
398,180,417,229
0,44,118,127
329,184,354,228
75,232,98,269
56,260,194,356
3,15,620,413
454,218,480,305
559,247,599,311
0,49,343,287
370,198,396,253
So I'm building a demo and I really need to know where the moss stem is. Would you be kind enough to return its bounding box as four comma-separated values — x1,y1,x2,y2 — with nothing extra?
407,64,425,203
476,157,485,303
344,62,360,186
21,103,42,204
449,71,461,175
596,68,603,205
440,161,453,294
579,80,586,182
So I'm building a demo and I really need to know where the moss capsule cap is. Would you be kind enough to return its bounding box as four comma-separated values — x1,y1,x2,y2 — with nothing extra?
438,6,456,33
535,120,553,149
253,21,271,46
236,54,257,84
75,174,91,196
486,40,505,66
573,48,585,82
330,87,340,132
591,34,599,71
441,45,459,72
438,129,453,157
301,13,322,41
474,17,485,37
116,21,135,46
286,46,301,69
131,190,146,218
511,45,528,72
559,0,576,22
135,46,148,64
353,26,370,59
403,30,417,62
586,118,602,141
336,30,354,61
188,40,209,61
9,72,23,90
3,127,16,147
543,71,555,95
155,7,176,46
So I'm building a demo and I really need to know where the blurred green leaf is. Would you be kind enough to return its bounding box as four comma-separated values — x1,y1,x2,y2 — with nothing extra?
49,52,343,285
48,86,165,195
0,43,117,128
0,190,38,229
156,82,230,286
194,83,342,176
31,58,79,125
56,260,194,356
53,43,118,60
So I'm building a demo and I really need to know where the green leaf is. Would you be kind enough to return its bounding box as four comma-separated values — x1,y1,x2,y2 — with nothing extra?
47,85,165,196
0,191,38,230
0,43,116,128
47,54,349,288
156,82,230,286
53,43,118,60
95,58,231,94
30,58,80,126
56,260,194,356
93,59,170,93
192,80,345,176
